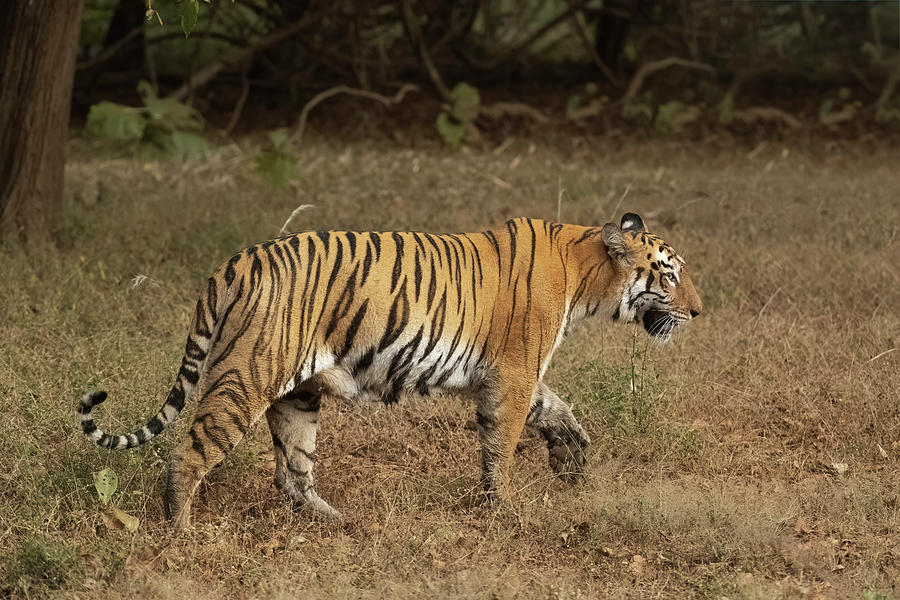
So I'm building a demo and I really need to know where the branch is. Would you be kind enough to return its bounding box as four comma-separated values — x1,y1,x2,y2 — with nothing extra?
224,72,250,136
620,56,714,106
290,84,420,144
565,1,621,88
875,66,900,114
733,106,802,129
479,101,549,124
166,7,333,102
455,1,588,71
75,24,145,70
399,0,451,102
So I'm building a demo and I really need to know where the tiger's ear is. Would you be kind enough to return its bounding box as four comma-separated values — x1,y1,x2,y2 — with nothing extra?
620,212,645,232
601,223,630,262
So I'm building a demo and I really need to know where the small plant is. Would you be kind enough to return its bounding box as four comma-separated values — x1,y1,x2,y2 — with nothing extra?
85,81,211,160
93,467,139,531
654,100,701,135
2,536,84,597
254,128,300,189
436,83,480,150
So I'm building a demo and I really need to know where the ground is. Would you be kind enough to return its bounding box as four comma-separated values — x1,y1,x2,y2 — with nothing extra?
0,132,898,599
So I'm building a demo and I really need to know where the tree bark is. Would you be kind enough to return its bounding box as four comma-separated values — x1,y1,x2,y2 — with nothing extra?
0,0,85,244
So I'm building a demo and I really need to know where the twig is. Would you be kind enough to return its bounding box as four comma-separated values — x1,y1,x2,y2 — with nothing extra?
224,72,250,136
620,56,714,106
734,106,802,129
875,66,900,114
76,24,145,70
868,348,897,363
565,1,621,88
608,183,631,222
457,1,589,71
479,102,549,124
399,0,451,102
290,84,419,144
166,8,332,102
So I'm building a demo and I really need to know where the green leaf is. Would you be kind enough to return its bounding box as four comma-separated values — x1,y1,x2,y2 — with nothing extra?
654,101,700,135
139,82,203,132
94,468,118,506
565,94,582,118
267,128,290,149
435,113,465,150
181,0,199,38
166,131,212,159
449,83,480,123
85,102,147,141
818,98,834,123
255,149,299,188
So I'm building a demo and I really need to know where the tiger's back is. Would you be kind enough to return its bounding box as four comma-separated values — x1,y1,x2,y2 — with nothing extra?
79,214,701,528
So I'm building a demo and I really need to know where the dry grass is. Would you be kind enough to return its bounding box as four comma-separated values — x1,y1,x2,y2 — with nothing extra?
1,132,898,599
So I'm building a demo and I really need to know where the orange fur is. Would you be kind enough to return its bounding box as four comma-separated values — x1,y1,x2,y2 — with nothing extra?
79,214,701,528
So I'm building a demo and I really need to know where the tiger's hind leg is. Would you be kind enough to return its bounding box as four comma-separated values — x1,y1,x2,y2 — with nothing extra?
166,374,268,529
527,382,590,480
476,375,536,501
265,389,341,520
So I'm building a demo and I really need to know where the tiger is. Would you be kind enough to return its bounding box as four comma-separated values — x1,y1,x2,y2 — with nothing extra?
79,212,702,528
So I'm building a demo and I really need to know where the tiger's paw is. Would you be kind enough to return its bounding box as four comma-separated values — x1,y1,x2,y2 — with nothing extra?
297,489,343,521
547,430,589,482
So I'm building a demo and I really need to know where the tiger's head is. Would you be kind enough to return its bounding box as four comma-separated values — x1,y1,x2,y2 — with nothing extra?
602,213,702,342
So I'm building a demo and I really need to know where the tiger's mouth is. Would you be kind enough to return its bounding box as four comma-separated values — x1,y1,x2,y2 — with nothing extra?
641,309,675,339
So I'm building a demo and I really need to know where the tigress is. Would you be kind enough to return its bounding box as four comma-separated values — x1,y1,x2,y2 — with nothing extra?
79,213,701,528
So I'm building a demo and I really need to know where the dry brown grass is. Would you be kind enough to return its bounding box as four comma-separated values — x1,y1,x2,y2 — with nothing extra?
0,132,898,599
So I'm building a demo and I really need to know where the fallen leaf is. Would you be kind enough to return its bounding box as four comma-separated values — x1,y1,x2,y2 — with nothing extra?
795,515,814,536
630,554,647,579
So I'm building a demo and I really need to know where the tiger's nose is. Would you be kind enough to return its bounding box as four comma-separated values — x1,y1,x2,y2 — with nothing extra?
690,309,700,318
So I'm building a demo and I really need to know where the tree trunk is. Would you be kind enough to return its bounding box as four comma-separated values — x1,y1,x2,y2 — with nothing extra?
0,0,85,244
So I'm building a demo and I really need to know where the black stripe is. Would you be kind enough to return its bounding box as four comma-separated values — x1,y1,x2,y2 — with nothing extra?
189,428,207,460
506,220,518,284
354,347,376,375
525,218,536,315
421,289,447,358
379,279,410,351
180,364,200,385
345,232,357,261
391,232,405,292
369,232,382,260
361,240,373,286
184,337,207,361
168,386,186,412
572,228,603,245
414,247,422,302
426,259,437,311
339,299,369,358
193,295,212,338
148,417,165,435
224,253,240,286
206,277,218,322
325,267,359,341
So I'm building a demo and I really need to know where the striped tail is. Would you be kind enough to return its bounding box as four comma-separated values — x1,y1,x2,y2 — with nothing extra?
79,276,221,450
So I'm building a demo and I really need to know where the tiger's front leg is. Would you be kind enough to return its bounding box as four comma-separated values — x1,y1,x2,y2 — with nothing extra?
266,389,341,520
527,382,590,480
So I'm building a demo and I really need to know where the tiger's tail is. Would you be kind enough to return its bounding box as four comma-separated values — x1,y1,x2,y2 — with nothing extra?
79,275,224,450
